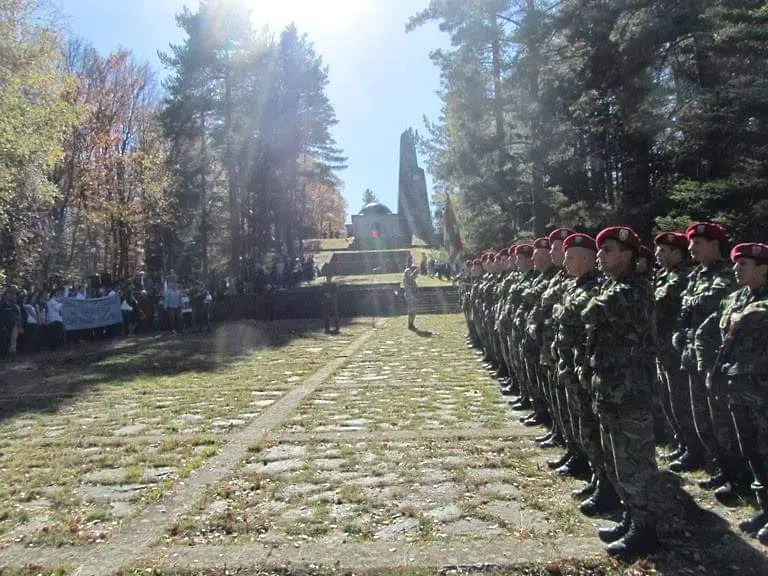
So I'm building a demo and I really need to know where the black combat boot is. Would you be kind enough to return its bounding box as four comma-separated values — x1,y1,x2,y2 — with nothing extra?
668,450,704,473
539,433,563,449
739,488,768,536
510,397,531,411
523,412,546,427
571,474,597,501
535,431,553,444
605,516,659,559
713,462,752,506
579,476,620,516
547,450,573,470
557,453,591,478
599,509,631,543
500,381,518,396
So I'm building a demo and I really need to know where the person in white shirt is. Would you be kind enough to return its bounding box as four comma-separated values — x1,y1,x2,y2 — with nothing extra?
22,294,39,353
47,288,65,349
203,288,213,331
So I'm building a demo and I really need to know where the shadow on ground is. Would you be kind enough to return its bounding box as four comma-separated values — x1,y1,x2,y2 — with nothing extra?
633,471,768,574
0,318,361,423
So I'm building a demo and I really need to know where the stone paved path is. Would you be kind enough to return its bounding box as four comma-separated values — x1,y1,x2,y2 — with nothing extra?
1,315,767,575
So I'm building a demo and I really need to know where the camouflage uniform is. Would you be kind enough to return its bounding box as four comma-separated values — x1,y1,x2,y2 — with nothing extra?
529,268,573,437
697,284,768,482
460,269,478,344
654,261,693,450
553,268,603,471
504,267,538,402
495,268,519,381
517,265,559,418
677,260,736,463
717,300,768,540
582,269,659,528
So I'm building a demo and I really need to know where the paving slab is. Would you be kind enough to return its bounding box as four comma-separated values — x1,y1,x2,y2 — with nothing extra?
1,315,766,575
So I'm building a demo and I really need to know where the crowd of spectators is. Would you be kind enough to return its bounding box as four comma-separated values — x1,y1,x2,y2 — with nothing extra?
0,274,216,361
0,254,322,361
419,254,459,281
237,255,317,293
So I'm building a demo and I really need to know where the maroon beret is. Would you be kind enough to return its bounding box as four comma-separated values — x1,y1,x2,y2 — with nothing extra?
638,245,654,262
548,228,576,243
685,222,726,241
596,226,641,250
654,232,688,248
533,237,551,250
515,244,534,257
562,233,597,252
731,243,768,264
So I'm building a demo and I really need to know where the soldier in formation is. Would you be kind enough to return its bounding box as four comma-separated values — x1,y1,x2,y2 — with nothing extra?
459,221,768,557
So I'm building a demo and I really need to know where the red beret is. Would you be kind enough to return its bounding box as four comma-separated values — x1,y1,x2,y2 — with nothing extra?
731,243,768,264
638,245,654,262
563,233,596,252
515,244,534,257
533,237,551,250
548,228,576,243
596,226,641,250
685,222,726,241
654,232,688,248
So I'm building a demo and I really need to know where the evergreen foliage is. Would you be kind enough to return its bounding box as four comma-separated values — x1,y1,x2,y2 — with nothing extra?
409,0,768,253
0,0,345,285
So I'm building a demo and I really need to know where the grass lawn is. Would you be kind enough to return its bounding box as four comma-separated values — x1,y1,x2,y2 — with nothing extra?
0,319,371,546
0,314,766,576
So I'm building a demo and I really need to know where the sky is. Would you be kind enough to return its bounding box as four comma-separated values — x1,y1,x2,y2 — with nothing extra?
60,0,448,222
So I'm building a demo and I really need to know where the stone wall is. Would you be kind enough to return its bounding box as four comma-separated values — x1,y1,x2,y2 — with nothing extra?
212,285,459,321
322,250,411,275
349,213,408,250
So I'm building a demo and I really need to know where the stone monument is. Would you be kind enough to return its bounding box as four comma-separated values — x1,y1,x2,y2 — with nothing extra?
397,128,435,245
330,129,435,275
348,128,435,250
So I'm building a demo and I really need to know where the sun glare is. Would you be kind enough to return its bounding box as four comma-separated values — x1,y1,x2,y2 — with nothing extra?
247,0,374,34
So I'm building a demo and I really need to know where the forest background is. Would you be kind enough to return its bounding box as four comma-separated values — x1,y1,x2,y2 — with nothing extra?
2,0,767,287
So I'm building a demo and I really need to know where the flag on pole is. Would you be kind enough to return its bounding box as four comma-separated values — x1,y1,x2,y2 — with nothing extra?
443,193,462,258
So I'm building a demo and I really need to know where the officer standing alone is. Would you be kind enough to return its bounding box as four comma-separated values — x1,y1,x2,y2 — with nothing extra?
403,265,419,330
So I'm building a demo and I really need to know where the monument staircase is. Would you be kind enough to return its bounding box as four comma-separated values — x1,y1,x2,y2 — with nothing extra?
412,286,460,314
322,249,411,276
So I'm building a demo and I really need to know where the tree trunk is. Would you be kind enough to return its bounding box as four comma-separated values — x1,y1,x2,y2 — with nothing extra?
200,109,209,280
224,63,240,279
526,0,546,236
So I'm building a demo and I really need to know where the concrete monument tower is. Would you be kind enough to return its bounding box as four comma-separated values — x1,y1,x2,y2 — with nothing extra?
397,129,435,245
